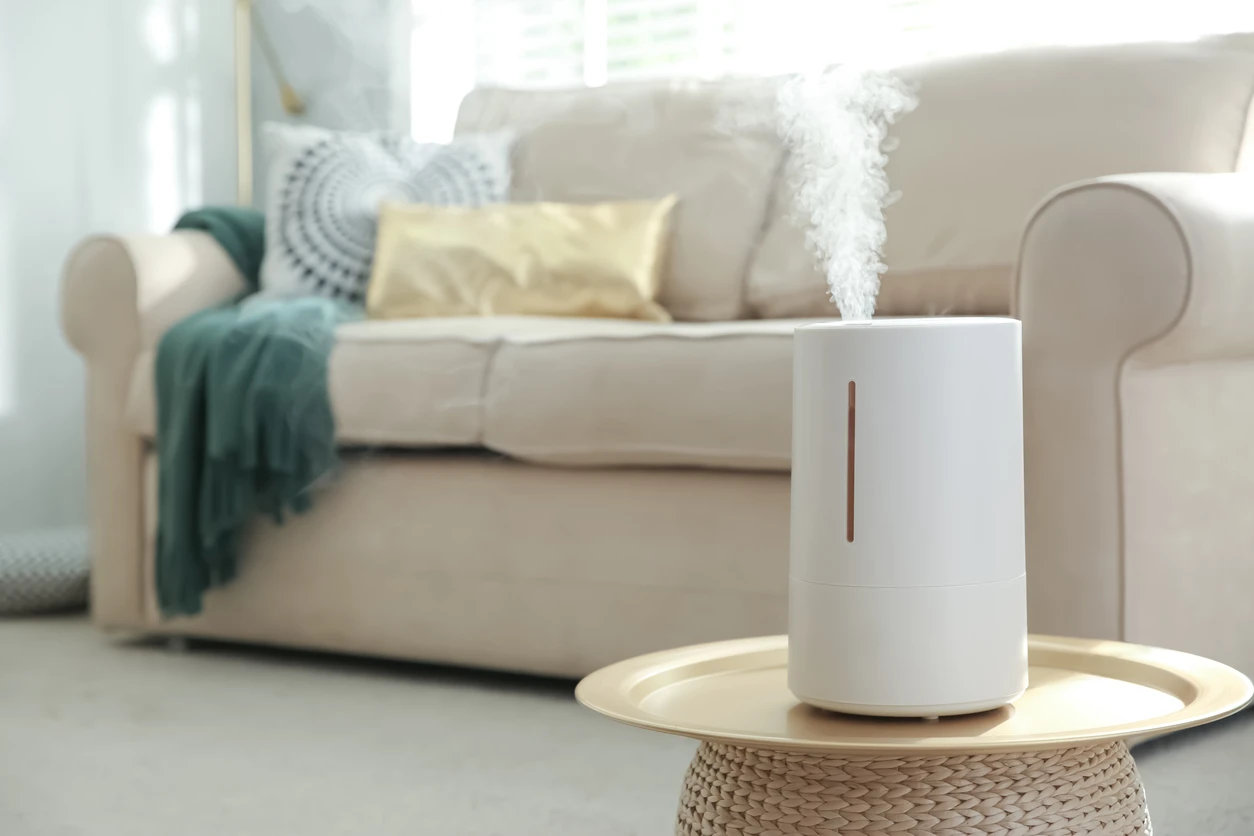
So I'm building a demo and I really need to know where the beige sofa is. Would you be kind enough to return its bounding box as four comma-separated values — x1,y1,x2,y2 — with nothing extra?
63,36,1254,676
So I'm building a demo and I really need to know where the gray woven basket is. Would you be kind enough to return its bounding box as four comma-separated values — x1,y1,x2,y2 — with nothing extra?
0,528,90,615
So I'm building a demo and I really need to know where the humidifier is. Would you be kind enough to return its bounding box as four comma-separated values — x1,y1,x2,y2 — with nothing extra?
788,317,1028,717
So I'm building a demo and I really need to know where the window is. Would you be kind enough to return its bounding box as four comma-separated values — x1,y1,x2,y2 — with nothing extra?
410,0,1254,140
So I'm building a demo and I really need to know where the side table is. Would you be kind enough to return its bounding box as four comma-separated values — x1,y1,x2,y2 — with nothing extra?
576,634,1251,835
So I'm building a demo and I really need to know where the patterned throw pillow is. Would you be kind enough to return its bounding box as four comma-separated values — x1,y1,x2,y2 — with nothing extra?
259,123,514,303
0,529,90,615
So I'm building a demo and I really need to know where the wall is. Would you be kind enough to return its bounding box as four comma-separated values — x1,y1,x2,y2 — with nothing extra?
0,0,236,533
0,0,407,533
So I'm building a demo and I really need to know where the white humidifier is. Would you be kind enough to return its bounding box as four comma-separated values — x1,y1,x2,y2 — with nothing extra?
788,317,1028,717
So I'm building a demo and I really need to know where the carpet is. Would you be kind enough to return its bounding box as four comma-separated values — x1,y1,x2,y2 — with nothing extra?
0,616,1249,835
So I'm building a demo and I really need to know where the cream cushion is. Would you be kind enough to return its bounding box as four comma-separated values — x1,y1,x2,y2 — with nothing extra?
748,34,1254,318
128,318,511,447
454,81,783,322
126,317,805,471
482,319,804,470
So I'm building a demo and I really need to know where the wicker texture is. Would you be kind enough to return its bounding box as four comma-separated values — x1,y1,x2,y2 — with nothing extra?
677,740,1151,835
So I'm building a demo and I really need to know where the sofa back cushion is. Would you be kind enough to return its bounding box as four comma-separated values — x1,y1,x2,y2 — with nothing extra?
455,81,783,321
748,34,1254,319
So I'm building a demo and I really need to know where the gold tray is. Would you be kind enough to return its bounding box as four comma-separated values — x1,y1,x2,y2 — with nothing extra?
576,634,1252,754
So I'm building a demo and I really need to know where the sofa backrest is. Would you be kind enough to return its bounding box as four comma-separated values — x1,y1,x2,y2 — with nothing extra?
455,80,782,321
750,34,1254,319
458,35,1254,322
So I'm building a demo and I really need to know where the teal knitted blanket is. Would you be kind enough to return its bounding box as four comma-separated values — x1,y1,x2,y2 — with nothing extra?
156,208,359,616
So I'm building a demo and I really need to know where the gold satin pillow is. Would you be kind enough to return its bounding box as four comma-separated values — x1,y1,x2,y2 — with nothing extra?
366,197,678,321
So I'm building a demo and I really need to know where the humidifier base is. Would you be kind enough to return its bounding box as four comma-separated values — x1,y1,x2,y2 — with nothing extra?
788,575,1028,717
793,691,1026,718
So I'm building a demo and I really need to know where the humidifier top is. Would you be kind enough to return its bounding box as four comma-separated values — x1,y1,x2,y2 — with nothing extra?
798,316,1018,332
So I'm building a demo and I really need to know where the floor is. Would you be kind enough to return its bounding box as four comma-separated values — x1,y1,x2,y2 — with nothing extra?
1,616,1250,836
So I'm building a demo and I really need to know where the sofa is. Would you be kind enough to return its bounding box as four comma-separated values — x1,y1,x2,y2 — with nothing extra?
62,35,1254,676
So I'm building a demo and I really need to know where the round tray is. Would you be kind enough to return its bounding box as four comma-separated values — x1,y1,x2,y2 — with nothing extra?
576,634,1252,754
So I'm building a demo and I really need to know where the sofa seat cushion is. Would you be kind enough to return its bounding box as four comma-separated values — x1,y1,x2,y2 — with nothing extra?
127,317,531,446
481,319,807,471
126,317,808,472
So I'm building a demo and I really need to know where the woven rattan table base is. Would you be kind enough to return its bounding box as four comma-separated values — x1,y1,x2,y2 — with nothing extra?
677,740,1151,835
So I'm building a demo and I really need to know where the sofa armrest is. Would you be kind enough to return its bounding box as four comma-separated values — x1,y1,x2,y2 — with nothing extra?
1014,173,1254,663
61,232,246,629
63,231,247,363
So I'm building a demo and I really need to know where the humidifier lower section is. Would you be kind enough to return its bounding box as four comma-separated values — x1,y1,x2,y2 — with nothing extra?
788,575,1028,718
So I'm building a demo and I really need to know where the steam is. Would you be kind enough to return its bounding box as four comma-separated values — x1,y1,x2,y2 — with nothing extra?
776,67,917,321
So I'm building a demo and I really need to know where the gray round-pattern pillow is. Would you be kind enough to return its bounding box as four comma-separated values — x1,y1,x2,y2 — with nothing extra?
260,123,515,303
0,528,90,615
